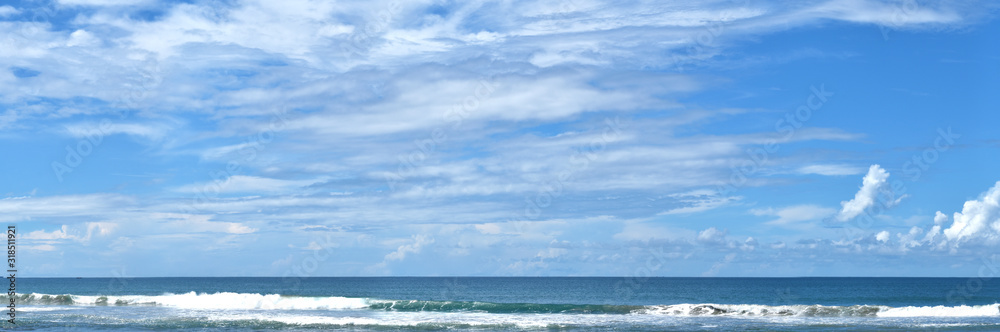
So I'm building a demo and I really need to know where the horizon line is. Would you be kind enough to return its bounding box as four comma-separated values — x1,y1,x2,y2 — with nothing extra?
18,276,986,278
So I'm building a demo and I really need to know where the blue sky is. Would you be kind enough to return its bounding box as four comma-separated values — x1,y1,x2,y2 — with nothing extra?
1,0,998,277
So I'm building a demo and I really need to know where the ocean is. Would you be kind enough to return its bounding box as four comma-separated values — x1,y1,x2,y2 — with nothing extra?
8,277,1000,331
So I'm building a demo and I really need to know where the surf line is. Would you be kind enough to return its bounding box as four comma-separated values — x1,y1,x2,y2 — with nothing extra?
6,225,14,325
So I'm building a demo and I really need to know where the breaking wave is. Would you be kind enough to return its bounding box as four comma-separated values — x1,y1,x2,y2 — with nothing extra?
642,303,1000,317
6,293,999,317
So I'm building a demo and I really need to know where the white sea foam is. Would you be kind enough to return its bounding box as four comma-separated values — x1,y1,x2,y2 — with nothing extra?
643,303,1000,317
18,306,83,312
205,311,629,328
878,304,1000,317
46,292,369,310
19,293,1000,318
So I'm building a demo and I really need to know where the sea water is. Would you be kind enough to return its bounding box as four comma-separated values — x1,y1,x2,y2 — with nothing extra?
9,277,1000,331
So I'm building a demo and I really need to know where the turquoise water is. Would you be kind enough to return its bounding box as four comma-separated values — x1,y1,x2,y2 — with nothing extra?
10,277,1000,330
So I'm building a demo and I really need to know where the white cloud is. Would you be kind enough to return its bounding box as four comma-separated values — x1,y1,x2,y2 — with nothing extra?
858,181,1000,254
660,192,742,215
897,226,924,250
922,225,942,243
174,175,328,195
384,235,434,262
0,0,990,276
282,73,649,138
934,211,948,225
109,237,135,252
875,230,890,242
25,244,58,252
474,223,502,235
150,213,258,235
697,227,728,245
89,0,350,60
24,225,74,240
59,0,150,5
0,194,134,222
806,0,961,27
64,122,170,141
0,5,20,17
702,253,736,277
741,237,758,251
226,223,257,234
301,241,331,251
316,24,354,37
752,204,836,225
536,247,568,260
86,222,117,239
797,164,864,176
836,164,905,221
22,222,114,247
66,29,99,47
613,222,697,242
942,181,1000,242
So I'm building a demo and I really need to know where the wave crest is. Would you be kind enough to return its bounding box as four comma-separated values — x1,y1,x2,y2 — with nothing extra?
5,292,369,310
642,303,1000,317
7,293,999,317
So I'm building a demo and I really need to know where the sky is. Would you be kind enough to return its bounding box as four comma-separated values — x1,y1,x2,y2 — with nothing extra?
1,0,998,277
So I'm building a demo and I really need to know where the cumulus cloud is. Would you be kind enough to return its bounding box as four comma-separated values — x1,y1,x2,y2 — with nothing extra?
862,181,1000,254
66,29,99,47
384,235,434,262
836,164,905,221
941,181,1000,242
934,211,949,225
24,226,75,241
226,223,257,234
741,237,758,251
875,230,890,242
697,227,728,245
1,0,992,276
22,222,116,247
536,247,568,260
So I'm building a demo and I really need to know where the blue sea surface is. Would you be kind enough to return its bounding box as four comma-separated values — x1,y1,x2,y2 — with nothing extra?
10,277,1000,331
